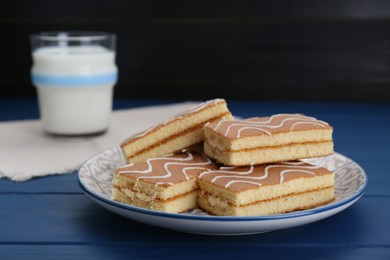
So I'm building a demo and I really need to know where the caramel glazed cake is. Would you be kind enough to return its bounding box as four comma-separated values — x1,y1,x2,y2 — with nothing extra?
112,151,218,213
198,161,335,216
204,113,334,166
121,98,232,164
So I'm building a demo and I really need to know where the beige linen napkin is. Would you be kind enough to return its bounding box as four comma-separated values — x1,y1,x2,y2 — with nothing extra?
0,102,197,182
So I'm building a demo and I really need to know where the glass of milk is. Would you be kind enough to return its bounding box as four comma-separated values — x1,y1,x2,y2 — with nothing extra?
30,31,118,136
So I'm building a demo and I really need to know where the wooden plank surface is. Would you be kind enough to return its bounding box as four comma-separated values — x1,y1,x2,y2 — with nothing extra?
1,99,389,259
0,246,389,260
0,194,388,244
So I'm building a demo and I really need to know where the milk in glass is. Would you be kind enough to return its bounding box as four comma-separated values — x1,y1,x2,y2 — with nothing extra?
31,32,117,135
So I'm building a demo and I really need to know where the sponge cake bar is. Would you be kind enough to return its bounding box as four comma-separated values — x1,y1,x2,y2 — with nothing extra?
198,161,335,216
204,114,333,166
121,98,232,163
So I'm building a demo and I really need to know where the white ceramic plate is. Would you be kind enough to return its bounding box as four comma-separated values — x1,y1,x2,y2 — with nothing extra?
78,147,367,236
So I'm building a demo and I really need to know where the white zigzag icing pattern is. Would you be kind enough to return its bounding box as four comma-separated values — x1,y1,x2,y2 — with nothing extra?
199,161,322,189
126,98,224,140
117,152,213,186
211,114,329,137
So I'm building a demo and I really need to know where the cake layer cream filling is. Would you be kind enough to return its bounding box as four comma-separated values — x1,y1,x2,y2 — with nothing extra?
198,187,335,216
204,141,334,166
204,128,333,151
112,187,199,213
199,173,335,205
122,187,156,203
126,125,208,163
113,175,199,200
121,100,232,163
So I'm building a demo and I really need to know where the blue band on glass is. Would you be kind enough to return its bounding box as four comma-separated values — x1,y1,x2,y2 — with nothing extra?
32,72,118,87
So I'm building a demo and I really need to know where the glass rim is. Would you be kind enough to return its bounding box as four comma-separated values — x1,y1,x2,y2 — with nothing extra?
31,31,115,41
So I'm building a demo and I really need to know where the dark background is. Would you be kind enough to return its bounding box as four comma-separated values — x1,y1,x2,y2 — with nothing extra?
1,0,390,101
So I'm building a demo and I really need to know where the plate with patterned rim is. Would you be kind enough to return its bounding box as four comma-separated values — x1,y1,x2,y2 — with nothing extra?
77,147,367,236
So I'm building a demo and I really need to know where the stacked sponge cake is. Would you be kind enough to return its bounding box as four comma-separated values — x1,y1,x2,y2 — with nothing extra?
121,98,232,164
112,99,335,216
113,99,231,213
112,152,218,213
203,114,333,166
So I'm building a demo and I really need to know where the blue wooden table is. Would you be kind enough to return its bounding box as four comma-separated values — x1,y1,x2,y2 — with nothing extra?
1,99,389,259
